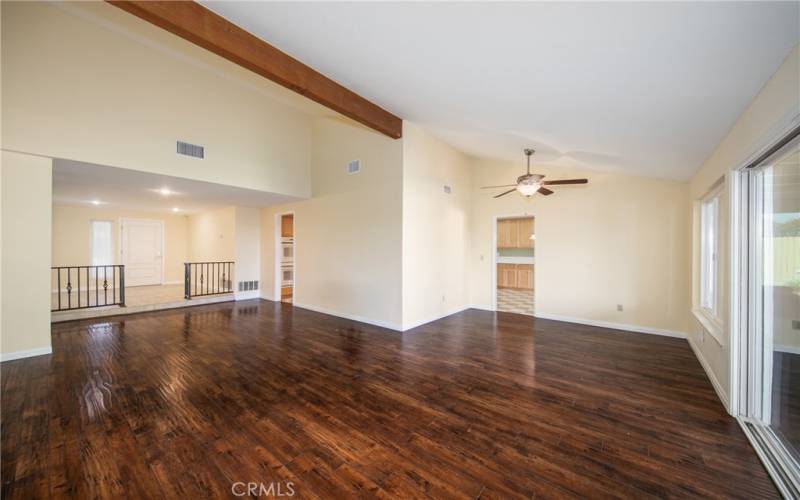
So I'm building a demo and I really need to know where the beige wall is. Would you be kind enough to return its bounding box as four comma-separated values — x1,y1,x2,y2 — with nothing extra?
234,207,262,295
52,205,189,284
688,45,800,404
188,207,236,263
1,151,53,360
470,158,692,335
402,122,472,328
261,118,403,328
1,1,312,197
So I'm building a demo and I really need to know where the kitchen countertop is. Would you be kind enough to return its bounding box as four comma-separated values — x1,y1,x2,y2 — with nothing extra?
497,256,534,265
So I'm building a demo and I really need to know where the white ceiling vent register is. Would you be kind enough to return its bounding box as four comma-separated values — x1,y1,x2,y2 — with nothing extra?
177,141,204,159
347,159,361,175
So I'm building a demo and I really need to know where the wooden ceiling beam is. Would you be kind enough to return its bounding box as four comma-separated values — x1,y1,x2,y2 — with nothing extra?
107,1,403,139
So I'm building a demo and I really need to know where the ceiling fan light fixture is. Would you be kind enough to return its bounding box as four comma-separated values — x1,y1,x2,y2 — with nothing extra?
480,148,588,199
516,178,541,197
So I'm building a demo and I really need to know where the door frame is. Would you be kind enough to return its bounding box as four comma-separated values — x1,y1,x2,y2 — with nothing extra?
730,115,800,498
731,116,800,418
492,212,536,312
118,217,165,287
273,211,295,303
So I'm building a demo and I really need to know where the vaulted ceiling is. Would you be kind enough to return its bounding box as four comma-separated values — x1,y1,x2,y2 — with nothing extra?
202,1,799,180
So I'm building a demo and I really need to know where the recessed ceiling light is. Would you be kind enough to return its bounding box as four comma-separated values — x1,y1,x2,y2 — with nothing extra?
159,187,172,196
172,207,179,213
91,200,101,206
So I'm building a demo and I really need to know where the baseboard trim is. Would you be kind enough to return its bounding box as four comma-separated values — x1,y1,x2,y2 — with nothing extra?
688,336,731,413
1,346,53,362
235,290,261,301
259,291,277,302
468,303,495,312
775,344,800,355
292,302,403,331
402,305,470,331
533,312,687,339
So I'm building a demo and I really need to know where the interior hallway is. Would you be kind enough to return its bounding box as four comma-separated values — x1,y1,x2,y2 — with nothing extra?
2,301,777,498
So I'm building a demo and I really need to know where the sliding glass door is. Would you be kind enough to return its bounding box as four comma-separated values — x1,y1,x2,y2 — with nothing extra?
765,146,800,455
737,133,800,496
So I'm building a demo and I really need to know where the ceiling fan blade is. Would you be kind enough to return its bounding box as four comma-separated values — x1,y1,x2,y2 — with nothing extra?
493,188,517,198
538,187,554,196
480,184,517,189
542,179,588,185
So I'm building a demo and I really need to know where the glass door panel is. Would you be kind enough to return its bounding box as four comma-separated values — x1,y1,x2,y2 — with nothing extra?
764,148,800,459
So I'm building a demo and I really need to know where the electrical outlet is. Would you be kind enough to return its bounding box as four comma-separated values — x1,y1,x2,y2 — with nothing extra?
617,304,623,312
442,294,446,302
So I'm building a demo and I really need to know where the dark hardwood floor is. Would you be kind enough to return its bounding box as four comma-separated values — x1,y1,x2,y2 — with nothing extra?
772,350,800,462
2,301,777,498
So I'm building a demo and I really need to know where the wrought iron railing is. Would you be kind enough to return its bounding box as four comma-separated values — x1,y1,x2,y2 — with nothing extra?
184,262,234,299
51,265,125,312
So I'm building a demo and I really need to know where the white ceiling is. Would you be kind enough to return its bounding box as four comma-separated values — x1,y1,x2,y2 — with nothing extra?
53,159,298,214
202,1,799,181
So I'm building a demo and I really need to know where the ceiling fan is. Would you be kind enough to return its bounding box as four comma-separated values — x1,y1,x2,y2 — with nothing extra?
481,149,588,198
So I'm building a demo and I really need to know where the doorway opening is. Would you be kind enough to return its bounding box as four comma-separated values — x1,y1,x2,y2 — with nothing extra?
276,212,294,304
494,215,535,315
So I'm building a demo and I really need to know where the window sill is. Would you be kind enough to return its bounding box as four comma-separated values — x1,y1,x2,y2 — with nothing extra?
692,308,725,346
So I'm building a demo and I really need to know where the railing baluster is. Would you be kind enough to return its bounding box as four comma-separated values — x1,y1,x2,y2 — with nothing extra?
182,261,234,299
119,265,125,306
67,268,71,309
50,265,127,312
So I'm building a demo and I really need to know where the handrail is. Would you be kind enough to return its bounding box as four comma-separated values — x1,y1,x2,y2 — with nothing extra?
51,265,125,312
184,261,234,299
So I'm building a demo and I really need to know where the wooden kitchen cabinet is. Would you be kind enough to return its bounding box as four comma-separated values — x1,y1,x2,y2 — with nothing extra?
281,214,294,238
497,218,534,248
497,220,518,248
497,263,517,288
517,218,534,248
497,263,533,289
516,264,534,289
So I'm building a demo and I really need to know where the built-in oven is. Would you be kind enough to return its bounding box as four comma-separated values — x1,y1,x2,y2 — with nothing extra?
281,265,293,286
281,241,293,263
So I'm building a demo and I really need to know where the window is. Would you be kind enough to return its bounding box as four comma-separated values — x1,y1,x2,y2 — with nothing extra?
91,220,113,266
700,190,721,317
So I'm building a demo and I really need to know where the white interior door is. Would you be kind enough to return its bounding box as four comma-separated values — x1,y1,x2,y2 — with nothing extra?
121,219,163,287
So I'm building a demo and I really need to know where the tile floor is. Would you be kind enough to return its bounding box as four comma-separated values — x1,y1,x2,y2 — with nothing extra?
497,287,535,316
51,284,233,322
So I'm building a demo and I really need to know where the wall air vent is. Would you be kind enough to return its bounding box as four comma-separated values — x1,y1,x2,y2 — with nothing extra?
347,159,361,175
238,280,259,292
177,141,204,159
443,185,452,194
